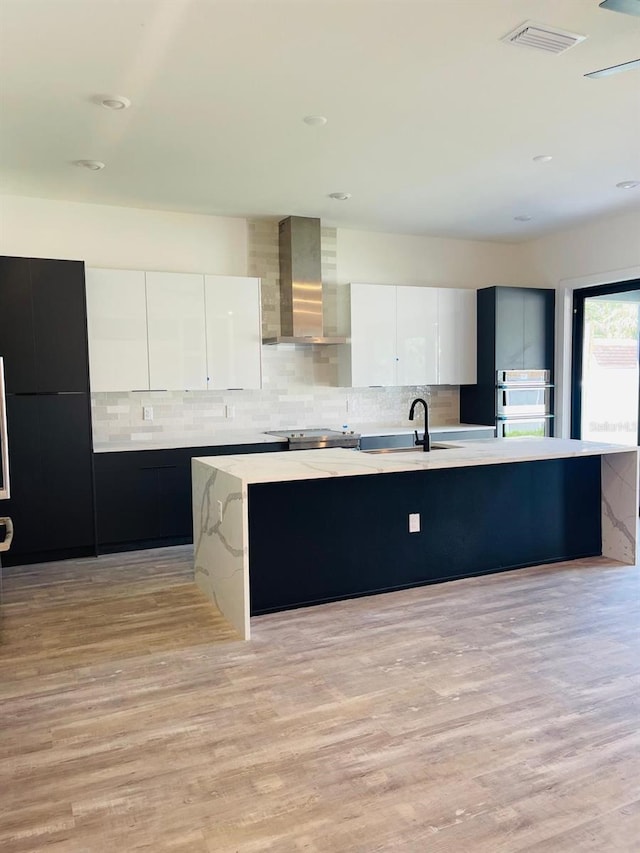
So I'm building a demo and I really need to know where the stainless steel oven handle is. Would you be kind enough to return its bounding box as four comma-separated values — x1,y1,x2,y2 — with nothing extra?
496,383,555,389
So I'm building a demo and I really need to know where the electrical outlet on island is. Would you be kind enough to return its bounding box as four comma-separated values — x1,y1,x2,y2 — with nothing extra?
143,406,153,421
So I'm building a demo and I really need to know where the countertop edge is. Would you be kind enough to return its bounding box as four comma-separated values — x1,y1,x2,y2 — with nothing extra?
192,439,638,487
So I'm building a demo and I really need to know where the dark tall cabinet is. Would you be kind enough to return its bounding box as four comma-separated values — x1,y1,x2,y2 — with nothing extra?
0,256,95,565
460,286,555,429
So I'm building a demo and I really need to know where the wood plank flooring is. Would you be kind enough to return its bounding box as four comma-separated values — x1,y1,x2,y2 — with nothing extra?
0,543,639,852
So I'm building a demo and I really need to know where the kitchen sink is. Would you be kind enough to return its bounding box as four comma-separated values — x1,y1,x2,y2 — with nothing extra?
363,443,452,454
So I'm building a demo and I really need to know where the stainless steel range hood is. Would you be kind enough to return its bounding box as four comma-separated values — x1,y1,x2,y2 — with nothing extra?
262,216,348,345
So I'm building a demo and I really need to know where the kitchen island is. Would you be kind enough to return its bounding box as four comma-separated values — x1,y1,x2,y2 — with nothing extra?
192,439,638,639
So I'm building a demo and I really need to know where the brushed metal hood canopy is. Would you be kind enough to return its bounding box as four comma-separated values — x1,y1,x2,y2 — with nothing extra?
262,215,347,345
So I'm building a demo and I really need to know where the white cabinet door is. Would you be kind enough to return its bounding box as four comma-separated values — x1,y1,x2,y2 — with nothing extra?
146,272,207,390
205,275,262,390
437,288,477,385
396,286,438,386
85,268,149,391
349,283,397,386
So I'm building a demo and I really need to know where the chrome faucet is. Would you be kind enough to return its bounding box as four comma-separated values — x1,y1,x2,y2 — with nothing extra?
409,397,430,451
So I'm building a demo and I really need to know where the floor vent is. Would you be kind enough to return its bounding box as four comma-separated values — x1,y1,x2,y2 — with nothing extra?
501,21,587,55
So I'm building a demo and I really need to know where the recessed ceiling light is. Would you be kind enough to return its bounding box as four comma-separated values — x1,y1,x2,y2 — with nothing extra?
616,180,640,189
303,115,327,126
514,214,532,222
74,159,106,171
533,154,553,163
329,192,351,201
100,95,131,110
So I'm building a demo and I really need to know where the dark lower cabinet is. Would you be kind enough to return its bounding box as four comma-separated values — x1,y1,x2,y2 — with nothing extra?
157,462,193,540
94,452,160,548
2,393,95,565
94,451,193,550
94,442,286,552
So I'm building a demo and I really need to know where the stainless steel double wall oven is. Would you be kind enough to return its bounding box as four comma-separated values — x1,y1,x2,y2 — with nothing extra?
496,369,554,438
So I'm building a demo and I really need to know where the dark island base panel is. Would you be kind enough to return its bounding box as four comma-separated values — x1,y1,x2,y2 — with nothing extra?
248,456,602,615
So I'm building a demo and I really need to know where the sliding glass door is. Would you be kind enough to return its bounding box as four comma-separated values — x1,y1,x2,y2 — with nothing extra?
571,280,640,447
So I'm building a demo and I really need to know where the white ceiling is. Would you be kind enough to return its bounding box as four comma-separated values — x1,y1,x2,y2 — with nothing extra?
1,0,639,242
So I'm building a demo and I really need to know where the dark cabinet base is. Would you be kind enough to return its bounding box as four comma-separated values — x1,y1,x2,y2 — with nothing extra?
248,456,602,614
94,442,287,553
2,393,95,567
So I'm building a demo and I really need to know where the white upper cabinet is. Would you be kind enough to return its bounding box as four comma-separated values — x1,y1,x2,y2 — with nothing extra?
396,285,438,386
204,275,261,390
86,268,263,392
145,272,208,391
85,268,149,392
437,288,477,385
340,283,476,387
344,283,397,387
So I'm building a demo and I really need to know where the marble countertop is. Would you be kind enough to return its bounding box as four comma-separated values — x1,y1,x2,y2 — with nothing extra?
94,422,495,453
93,431,285,453
193,437,637,486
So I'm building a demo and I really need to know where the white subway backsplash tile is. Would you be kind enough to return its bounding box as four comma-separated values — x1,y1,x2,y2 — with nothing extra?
91,380,459,445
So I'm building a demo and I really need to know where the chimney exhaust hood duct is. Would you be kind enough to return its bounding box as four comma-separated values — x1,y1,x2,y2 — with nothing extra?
262,215,348,345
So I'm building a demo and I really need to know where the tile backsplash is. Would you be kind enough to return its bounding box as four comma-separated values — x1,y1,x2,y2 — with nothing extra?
91,379,459,444
91,218,460,446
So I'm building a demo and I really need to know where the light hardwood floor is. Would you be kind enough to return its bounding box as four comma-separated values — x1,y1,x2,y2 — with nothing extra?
0,541,639,852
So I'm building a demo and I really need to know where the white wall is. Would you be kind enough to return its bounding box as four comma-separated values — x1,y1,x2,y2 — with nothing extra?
523,209,640,437
337,227,543,288
0,194,248,275
523,209,640,287
1,193,553,289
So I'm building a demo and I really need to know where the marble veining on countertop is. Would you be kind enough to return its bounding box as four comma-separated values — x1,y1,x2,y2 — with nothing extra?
193,438,638,486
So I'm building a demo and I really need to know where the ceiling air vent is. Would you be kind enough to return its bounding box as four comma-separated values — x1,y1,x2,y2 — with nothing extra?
501,21,587,55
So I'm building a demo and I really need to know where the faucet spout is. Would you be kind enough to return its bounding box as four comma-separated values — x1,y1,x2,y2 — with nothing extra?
408,397,430,452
